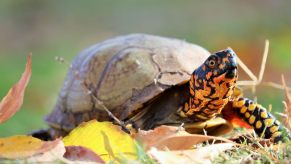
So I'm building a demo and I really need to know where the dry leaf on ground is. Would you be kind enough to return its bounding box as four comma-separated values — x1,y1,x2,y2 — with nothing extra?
0,54,32,123
63,120,137,162
134,125,234,151
0,135,65,162
148,143,235,164
64,146,105,163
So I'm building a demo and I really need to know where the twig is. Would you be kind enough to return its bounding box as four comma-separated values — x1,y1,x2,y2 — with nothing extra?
238,81,291,92
236,40,269,94
237,40,291,92
258,40,269,83
281,75,291,100
236,57,258,82
237,40,269,85
281,74,291,130
80,77,131,133
54,56,131,133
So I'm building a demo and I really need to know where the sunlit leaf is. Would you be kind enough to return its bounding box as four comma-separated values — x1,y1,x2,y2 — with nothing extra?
148,143,235,163
135,125,234,151
62,120,137,162
0,54,32,123
0,135,65,162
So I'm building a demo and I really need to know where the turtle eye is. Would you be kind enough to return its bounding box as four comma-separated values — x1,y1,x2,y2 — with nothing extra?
208,59,216,68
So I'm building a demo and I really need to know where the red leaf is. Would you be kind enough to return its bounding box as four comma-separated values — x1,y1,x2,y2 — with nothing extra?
0,54,32,123
64,146,105,163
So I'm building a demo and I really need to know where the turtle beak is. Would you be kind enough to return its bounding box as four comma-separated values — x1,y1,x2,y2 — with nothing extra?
225,51,238,79
225,67,237,79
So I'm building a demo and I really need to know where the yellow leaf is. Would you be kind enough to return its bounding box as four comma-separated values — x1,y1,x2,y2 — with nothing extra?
62,120,137,162
0,135,65,160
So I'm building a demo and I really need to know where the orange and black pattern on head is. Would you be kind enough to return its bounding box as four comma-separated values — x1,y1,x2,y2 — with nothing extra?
182,48,238,120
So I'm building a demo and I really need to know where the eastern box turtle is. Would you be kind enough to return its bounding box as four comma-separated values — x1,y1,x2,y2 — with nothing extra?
45,34,284,142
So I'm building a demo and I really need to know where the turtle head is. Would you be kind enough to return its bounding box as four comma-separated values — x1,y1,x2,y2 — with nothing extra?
192,48,238,92
184,48,238,119
193,48,238,85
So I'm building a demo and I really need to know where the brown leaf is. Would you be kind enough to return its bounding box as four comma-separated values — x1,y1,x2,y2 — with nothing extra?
281,75,291,130
148,143,235,164
0,54,32,123
64,146,105,163
24,139,66,163
0,135,65,162
134,125,234,151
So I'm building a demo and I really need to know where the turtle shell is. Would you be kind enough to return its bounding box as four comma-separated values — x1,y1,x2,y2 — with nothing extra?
45,34,213,134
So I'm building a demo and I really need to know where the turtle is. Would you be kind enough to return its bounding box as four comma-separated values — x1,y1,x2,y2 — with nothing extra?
44,33,284,142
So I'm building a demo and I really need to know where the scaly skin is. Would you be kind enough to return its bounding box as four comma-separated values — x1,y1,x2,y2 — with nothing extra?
232,97,283,142
181,48,284,142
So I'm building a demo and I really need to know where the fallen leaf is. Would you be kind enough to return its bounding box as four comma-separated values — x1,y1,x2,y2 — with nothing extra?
134,125,234,151
64,146,105,163
24,139,66,163
0,135,65,162
0,54,32,123
148,143,235,164
62,120,137,162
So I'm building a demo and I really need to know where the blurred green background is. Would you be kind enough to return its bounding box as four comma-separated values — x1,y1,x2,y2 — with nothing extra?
0,0,291,137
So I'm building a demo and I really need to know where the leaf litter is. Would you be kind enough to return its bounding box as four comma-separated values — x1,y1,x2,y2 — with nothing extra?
57,40,291,163
1,40,291,163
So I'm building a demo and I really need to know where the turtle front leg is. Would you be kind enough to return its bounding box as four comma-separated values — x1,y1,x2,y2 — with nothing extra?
232,97,286,143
